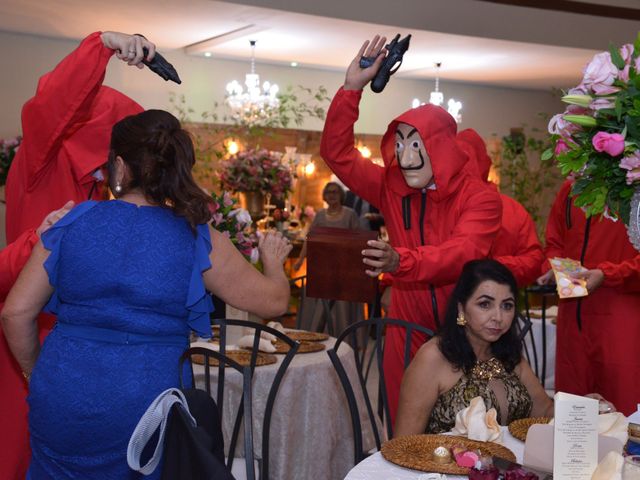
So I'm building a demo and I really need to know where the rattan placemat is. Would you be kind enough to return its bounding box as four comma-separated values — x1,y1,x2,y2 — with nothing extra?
191,350,277,367
284,330,329,342
508,417,552,442
273,339,326,354
381,434,516,475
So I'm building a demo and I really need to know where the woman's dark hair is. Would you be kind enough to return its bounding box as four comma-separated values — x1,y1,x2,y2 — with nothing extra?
108,109,213,229
322,181,346,204
438,259,521,374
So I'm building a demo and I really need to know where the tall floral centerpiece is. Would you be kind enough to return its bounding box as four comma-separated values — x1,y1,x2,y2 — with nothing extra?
546,34,640,250
217,148,294,219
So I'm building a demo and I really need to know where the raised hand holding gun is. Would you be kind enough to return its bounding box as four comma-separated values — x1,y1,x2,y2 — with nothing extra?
363,33,411,93
344,35,388,91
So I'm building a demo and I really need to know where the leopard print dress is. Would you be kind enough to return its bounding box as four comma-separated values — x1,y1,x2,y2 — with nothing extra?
426,357,533,433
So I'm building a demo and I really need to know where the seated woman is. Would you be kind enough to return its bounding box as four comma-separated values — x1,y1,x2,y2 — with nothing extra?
394,259,554,436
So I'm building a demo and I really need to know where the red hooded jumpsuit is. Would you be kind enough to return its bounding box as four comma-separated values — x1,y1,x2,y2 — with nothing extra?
320,88,502,421
1,32,143,478
457,129,544,287
543,180,640,415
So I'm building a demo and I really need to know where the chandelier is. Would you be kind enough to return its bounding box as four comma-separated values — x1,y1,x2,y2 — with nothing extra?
412,62,462,123
225,40,280,126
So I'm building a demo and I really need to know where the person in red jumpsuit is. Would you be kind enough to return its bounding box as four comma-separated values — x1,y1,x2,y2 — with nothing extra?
457,128,544,286
1,31,155,479
537,180,640,415
320,35,502,423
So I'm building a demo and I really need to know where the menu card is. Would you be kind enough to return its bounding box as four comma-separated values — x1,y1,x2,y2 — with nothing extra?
553,392,599,479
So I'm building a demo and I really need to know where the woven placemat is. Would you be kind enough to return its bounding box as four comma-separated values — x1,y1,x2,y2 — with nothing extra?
273,339,326,354
508,417,552,442
284,330,329,342
191,350,277,367
381,434,516,475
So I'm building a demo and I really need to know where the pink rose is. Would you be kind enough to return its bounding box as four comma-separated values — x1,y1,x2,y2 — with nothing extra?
592,131,625,156
582,52,619,94
590,98,615,110
554,139,571,155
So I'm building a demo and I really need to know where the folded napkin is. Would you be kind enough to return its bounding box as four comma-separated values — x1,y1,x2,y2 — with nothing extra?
257,321,284,341
451,396,503,443
190,340,220,351
550,412,628,445
598,412,629,445
591,451,623,480
237,334,276,353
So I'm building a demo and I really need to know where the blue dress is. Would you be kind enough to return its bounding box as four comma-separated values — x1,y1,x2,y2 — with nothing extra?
27,200,213,479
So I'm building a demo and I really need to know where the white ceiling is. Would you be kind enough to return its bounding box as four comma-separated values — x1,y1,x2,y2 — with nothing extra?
0,0,638,90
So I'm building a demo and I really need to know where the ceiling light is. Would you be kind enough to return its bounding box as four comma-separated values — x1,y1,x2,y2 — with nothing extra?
204,52,212,58
290,61,298,67
412,62,462,123
225,40,280,126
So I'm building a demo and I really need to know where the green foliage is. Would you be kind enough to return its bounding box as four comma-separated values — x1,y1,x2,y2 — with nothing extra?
497,127,562,240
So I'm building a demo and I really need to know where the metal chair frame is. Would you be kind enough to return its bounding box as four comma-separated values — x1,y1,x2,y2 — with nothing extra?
180,346,255,480
327,317,434,465
214,318,299,480
523,284,557,388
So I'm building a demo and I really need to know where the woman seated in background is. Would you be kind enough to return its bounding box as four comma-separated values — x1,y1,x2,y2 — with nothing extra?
1,109,291,479
293,181,365,339
394,259,554,436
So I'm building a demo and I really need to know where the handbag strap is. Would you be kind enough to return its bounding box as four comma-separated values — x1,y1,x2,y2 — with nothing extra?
127,388,196,475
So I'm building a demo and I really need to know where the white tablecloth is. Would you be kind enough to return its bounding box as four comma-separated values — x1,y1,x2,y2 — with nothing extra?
194,337,375,480
344,427,524,480
523,317,556,391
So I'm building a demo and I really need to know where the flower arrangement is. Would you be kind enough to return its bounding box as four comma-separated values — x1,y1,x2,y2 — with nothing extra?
0,136,21,186
217,148,294,199
546,34,640,224
210,191,259,263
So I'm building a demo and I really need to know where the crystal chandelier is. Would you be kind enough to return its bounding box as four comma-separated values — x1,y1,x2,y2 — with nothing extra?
225,40,280,126
412,62,462,123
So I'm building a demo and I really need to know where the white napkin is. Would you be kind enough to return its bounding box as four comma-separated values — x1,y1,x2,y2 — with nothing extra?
451,396,503,443
591,451,623,480
598,412,629,445
237,334,276,353
549,412,628,445
260,321,285,341
190,340,220,351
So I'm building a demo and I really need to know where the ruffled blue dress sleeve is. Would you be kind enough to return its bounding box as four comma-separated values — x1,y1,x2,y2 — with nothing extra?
185,223,214,338
41,201,99,314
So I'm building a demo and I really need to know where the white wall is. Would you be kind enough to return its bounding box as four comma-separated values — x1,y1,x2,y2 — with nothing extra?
0,30,563,141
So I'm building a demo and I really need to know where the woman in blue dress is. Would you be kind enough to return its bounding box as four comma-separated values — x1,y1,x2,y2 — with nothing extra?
1,109,292,479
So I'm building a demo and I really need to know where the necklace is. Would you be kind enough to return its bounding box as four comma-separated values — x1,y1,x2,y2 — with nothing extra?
471,357,506,381
326,207,342,217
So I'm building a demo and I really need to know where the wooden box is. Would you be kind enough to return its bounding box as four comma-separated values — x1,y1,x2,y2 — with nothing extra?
306,226,378,303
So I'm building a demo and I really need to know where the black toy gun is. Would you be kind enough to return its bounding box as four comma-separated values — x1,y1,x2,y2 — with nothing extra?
133,34,182,84
142,47,182,84
359,33,411,93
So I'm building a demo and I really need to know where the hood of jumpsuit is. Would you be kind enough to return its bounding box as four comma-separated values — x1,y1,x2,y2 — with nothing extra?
379,103,471,213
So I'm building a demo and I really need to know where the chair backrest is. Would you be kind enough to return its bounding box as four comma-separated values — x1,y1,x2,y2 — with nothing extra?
327,317,434,464
522,284,557,386
180,346,255,480
215,318,299,480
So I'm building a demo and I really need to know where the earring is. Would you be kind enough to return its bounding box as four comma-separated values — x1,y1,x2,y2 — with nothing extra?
456,311,466,326
114,184,122,194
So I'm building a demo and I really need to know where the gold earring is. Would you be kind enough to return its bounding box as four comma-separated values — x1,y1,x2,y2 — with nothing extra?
456,312,466,326
114,184,123,193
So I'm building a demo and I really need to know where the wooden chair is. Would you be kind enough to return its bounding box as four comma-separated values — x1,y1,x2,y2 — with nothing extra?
326,317,434,464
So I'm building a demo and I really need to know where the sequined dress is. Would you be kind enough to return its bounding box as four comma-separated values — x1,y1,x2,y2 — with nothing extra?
426,357,532,434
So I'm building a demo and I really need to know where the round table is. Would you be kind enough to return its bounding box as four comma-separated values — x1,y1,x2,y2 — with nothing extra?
344,427,525,480
194,336,376,480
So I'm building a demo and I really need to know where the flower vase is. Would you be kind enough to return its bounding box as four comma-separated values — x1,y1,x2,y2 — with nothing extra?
627,188,640,252
241,191,265,221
